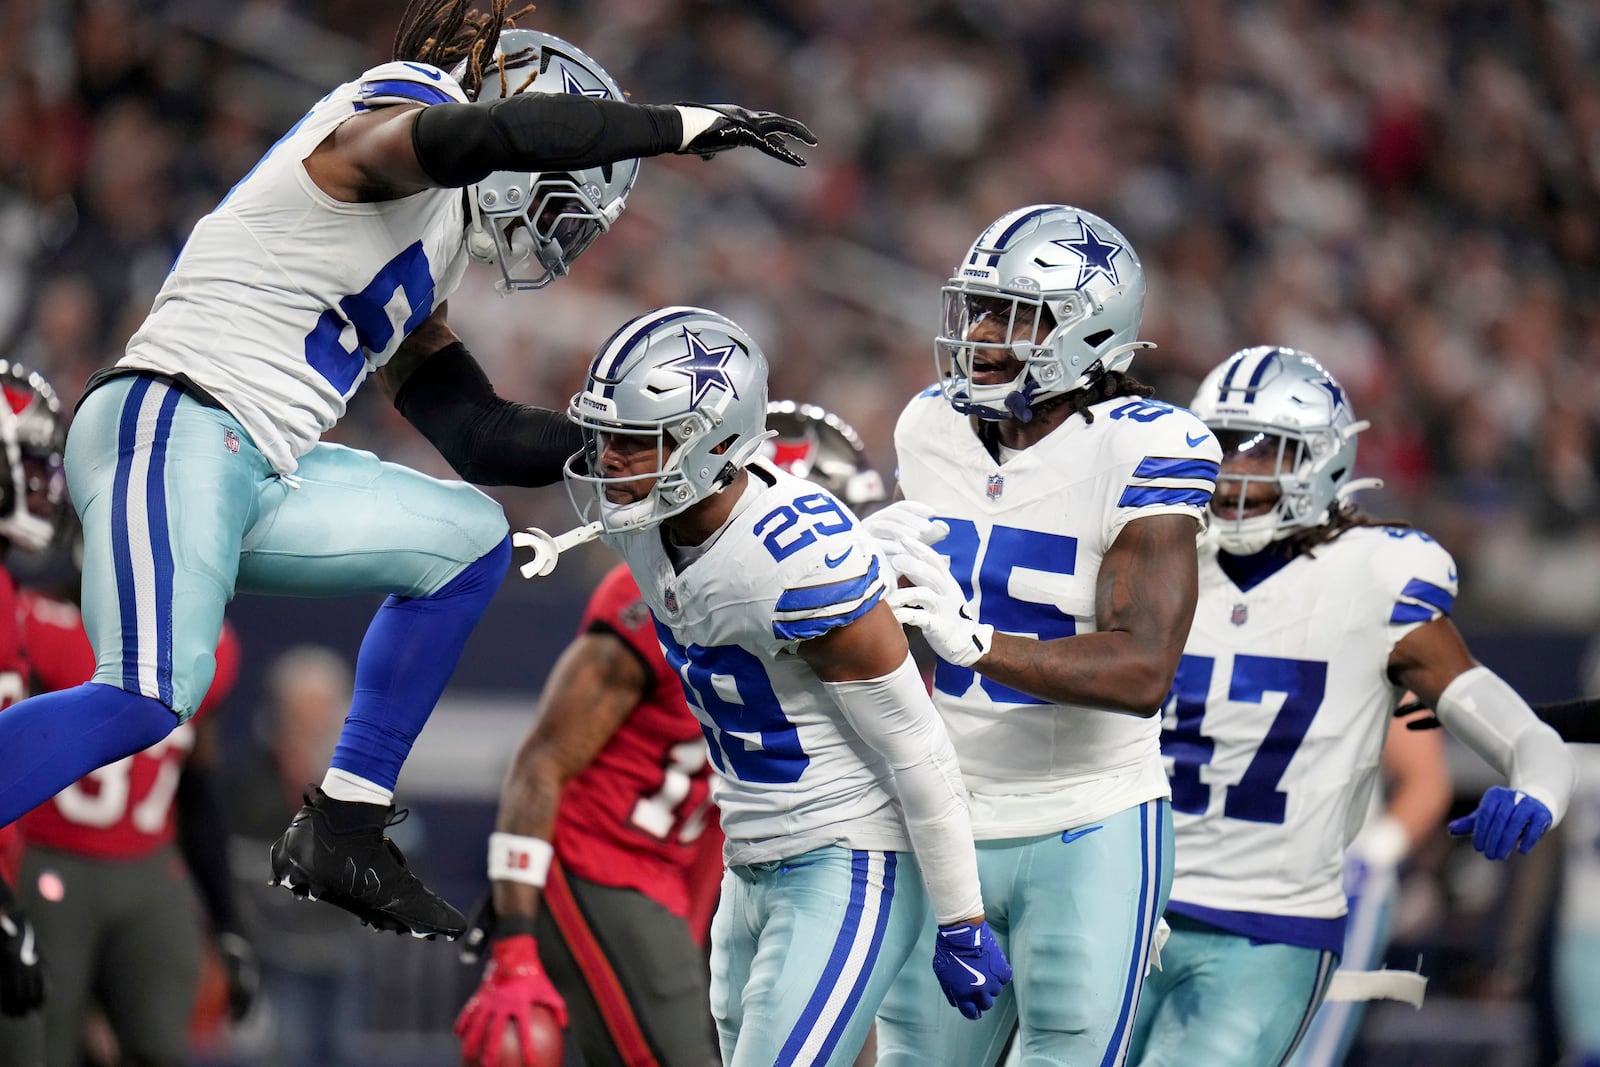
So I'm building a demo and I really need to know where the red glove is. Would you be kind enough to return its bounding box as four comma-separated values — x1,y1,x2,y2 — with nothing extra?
454,934,569,1066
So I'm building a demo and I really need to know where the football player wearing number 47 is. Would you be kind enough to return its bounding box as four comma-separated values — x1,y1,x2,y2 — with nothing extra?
1124,347,1575,1067
869,204,1220,1067
557,306,1011,1067
0,1,814,943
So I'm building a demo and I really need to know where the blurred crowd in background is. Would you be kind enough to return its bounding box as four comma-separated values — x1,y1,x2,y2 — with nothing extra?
2,0,1599,627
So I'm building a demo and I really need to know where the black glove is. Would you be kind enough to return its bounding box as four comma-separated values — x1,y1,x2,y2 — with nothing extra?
673,104,817,167
0,907,44,1017
217,931,259,1022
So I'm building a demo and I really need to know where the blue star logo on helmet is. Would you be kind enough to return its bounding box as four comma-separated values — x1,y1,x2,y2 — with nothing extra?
1312,375,1345,412
559,64,612,99
1048,220,1125,288
663,327,741,407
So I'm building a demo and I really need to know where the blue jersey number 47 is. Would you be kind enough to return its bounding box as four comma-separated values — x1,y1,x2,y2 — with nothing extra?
1162,653,1327,825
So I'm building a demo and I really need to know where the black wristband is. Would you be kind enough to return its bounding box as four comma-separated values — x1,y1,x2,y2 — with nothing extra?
492,915,540,940
412,95,681,188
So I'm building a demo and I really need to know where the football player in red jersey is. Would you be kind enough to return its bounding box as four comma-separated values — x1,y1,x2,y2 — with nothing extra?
456,404,885,1067
0,362,255,1067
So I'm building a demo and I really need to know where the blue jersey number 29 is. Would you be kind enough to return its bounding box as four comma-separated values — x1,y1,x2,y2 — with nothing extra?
654,624,809,785
753,493,853,562
1163,653,1328,825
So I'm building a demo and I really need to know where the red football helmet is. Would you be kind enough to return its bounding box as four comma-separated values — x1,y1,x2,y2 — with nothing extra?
0,361,66,553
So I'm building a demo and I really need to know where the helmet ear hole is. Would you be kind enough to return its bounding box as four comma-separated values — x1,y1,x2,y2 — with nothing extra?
1083,329,1114,348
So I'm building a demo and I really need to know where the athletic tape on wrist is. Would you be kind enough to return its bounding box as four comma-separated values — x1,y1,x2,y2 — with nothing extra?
488,832,554,887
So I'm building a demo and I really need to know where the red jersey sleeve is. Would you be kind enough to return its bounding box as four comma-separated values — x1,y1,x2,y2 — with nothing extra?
15,589,85,694
579,564,673,690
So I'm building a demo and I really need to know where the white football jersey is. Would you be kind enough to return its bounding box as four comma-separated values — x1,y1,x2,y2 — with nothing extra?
1560,745,1600,934
894,390,1221,838
607,462,914,867
1165,525,1458,925
121,62,472,475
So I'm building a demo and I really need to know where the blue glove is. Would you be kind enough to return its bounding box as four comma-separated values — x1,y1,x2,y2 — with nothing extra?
1447,786,1553,860
932,920,1011,1020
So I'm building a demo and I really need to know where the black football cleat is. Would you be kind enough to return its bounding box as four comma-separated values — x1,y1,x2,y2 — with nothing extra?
269,787,466,941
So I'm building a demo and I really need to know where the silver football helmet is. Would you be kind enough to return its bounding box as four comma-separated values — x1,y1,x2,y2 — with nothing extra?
937,204,1150,421
0,361,65,553
762,401,886,513
460,29,638,291
567,307,771,533
1189,346,1375,555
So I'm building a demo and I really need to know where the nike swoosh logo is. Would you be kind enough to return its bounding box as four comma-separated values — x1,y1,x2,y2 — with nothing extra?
1185,432,1209,448
824,548,853,568
1060,825,1103,844
953,955,988,987
403,62,443,81
1447,568,1458,582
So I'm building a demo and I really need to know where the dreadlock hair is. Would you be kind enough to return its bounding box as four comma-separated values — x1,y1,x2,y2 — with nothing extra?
1058,369,1155,424
392,0,537,99
1280,499,1406,557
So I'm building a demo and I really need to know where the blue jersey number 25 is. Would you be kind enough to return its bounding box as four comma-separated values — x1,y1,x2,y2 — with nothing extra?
1162,653,1327,825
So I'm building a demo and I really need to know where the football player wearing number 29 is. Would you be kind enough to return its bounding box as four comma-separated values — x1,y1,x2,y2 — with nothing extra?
868,205,1220,1067
561,306,1011,1067
0,1,814,942
1125,347,1575,1067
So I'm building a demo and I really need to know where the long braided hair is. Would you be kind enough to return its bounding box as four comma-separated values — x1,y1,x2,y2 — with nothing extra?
391,1,536,99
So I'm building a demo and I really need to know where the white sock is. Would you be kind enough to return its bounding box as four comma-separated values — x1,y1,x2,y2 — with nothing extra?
319,768,394,807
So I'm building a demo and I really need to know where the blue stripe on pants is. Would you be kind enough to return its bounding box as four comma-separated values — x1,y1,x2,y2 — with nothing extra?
812,853,897,1063
1101,800,1160,1067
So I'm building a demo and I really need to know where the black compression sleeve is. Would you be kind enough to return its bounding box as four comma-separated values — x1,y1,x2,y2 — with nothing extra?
176,763,238,933
412,94,682,188
1532,696,1600,744
393,341,583,487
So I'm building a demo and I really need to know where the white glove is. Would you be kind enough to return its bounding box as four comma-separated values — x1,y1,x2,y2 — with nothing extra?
885,539,993,668
861,501,950,557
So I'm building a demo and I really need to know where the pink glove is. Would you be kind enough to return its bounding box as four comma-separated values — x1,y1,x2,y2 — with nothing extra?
454,934,568,1066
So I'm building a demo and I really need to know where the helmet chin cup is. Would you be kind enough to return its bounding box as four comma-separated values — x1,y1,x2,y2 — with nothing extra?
1214,514,1281,555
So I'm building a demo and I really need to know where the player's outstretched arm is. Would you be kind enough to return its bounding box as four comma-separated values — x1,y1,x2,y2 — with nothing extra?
1388,617,1575,860
888,513,1198,714
379,304,582,487
306,94,815,201
456,628,649,1065
800,602,1012,1020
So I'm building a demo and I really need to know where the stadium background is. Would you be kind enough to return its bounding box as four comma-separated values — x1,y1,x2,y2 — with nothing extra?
1,0,1597,1063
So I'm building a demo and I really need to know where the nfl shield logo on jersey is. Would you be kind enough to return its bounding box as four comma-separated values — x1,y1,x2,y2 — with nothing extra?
986,474,1004,500
1230,602,1248,626
663,585,679,615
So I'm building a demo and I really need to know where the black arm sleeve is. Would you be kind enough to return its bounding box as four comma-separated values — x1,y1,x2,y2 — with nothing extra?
176,763,238,933
394,342,583,487
412,94,682,188
1532,697,1600,744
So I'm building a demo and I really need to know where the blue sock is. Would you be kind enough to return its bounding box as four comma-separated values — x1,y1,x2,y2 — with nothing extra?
330,536,511,792
0,683,177,825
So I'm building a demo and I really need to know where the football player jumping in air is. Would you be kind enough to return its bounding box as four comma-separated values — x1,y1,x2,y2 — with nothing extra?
555,307,1010,1066
1126,347,1574,1067
455,403,887,1067
0,0,814,942
869,204,1219,1067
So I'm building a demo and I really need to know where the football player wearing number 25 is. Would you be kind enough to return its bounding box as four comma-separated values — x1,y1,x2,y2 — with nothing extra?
1126,347,1575,1067
559,306,1010,1067
0,1,814,943
871,204,1220,1067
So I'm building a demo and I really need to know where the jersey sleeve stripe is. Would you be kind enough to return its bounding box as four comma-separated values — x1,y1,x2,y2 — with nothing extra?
358,79,454,106
1397,577,1454,615
1132,457,1221,481
774,557,882,613
1116,486,1213,509
1389,602,1438,624
772,586,883,641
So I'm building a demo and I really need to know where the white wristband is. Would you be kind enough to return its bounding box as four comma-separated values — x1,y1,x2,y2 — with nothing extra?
488,832,554,888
